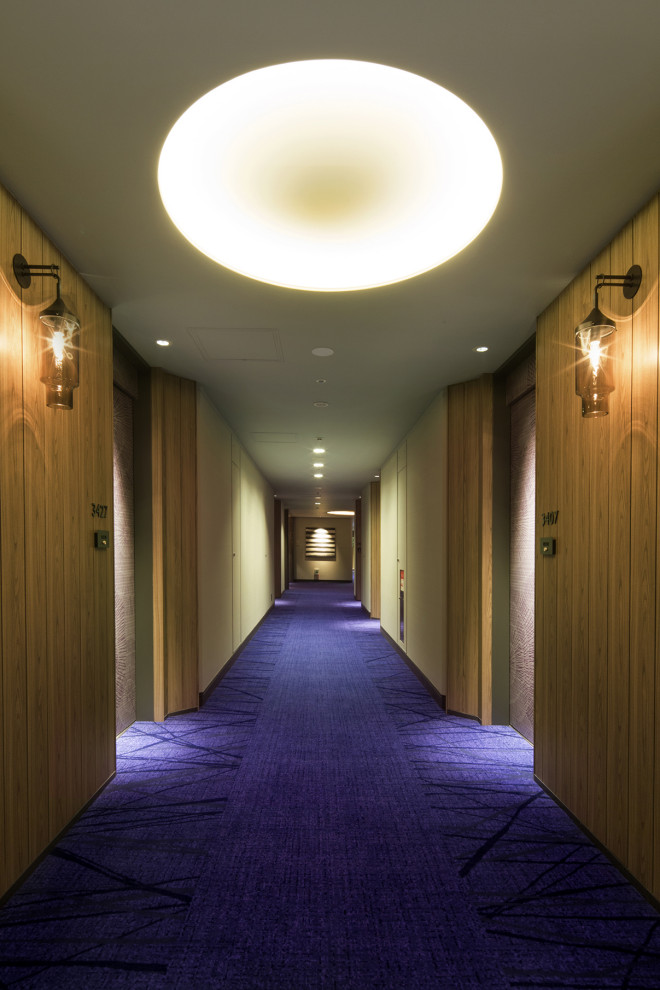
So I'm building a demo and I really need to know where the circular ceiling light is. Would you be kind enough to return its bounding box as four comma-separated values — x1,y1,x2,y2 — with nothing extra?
158,60,502,292
312,347,334,357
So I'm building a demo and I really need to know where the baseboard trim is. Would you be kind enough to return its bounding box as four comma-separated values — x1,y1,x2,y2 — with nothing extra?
379,627,446,712
199,604,275,708
0,768,117,906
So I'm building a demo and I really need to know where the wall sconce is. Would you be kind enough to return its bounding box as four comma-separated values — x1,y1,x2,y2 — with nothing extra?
574,265,642,418
13,253,81,410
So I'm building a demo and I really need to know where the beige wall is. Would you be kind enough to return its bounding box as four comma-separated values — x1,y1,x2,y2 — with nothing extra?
240,448,275,636
197,389,275,693
293,516,353,580
379,393,448,696
380,450,399,639
405,390,448,695
197,388,233,693
360,485,372,612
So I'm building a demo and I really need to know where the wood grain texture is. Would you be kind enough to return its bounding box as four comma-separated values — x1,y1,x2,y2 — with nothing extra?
509,388,535,742
21,212,50,861
606,224,633,865
151,369,165,721
556,287,574,807
447,383,464,713
587,247,611,844
113,386,136,735
479,376,493,726
571,269,592,826
151,370,199,719
447,378,494,722
0,185,28,888
628,198,657,890
0,182,115,899
536,192,660,901
180,378,198,712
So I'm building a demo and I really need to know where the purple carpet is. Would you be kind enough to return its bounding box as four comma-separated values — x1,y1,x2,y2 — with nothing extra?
0,582,658,988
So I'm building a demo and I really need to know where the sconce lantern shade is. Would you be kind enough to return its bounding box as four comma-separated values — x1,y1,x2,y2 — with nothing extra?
39,291,81,336
13,254,81,410
574,265,642,419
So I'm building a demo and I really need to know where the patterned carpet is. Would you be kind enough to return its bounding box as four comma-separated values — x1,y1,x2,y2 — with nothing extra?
0,583,658,988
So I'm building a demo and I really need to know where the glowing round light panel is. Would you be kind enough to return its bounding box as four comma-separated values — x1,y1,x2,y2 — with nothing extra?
158,60,502,291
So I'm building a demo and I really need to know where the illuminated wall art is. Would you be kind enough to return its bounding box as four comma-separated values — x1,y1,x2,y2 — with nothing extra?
305,527,336,561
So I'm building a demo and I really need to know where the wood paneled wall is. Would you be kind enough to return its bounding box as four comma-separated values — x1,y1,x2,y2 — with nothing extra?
0,183,114,898
536,194,660,900
151,369,198,720
447,375,493,722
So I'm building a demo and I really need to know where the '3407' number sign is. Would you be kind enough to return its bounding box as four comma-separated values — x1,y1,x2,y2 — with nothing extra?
541,511,559,526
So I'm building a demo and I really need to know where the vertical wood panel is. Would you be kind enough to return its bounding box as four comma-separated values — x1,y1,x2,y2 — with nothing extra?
44,250,70,836
464,384,480,716
571,269,592,826
534,313,549,782
447,383,464,712
1,182,115,899
587,247,611,843
0,185,28,887
556,288,575,805
151,369,165,721
180,378,198,711
606,222,633,864
88,289,115,786
628,197,658,889
447,379,493,722
536,191,660,902
164,377,183,713
480,376,493,725
151,370,198,719
80,281,100,794
61,257,83,819
20,213,50,860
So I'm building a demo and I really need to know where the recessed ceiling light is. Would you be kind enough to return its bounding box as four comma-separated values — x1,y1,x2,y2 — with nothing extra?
374,474,380,478
158,60,502,292
313,462,324,468
314,472,324,478
312,347,334,357
327,510,355,516
156,339,171,347
472,345,489,353
313,401,329,408
315,378,327,384
313,446,326,454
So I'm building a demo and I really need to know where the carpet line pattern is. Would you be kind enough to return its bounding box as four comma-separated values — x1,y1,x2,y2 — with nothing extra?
0,583,658,988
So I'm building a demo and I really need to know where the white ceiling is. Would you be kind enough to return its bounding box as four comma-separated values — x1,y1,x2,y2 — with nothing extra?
2,0,660,513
